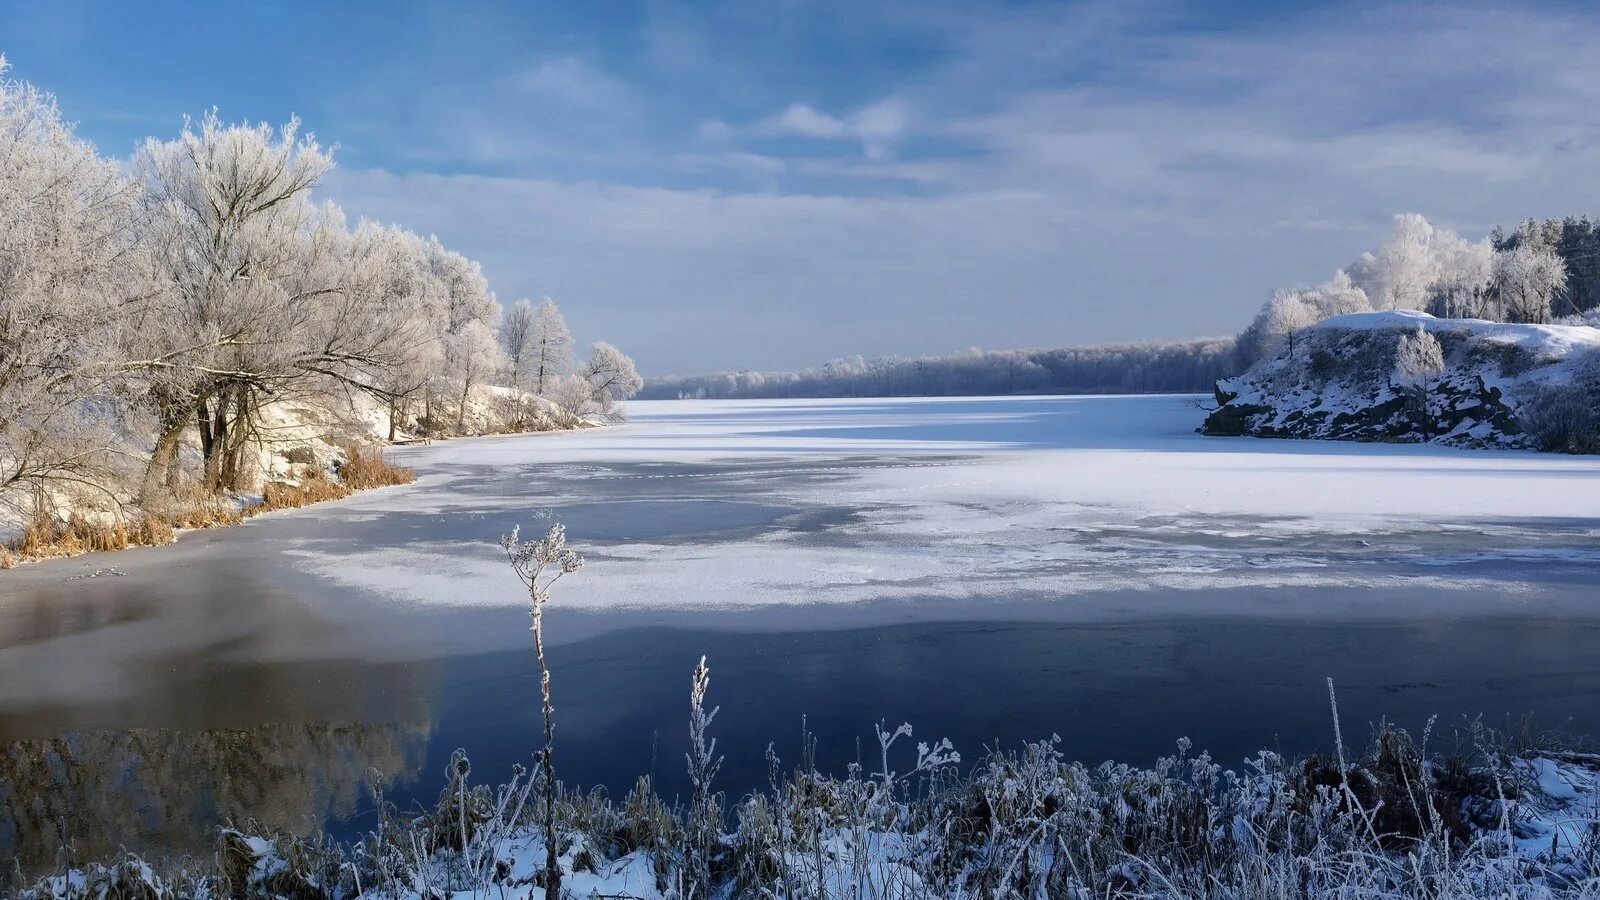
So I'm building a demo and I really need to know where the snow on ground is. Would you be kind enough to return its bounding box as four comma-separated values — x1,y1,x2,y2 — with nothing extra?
1317,309,1600,359
1514,755,1600,864
277,395,1600,616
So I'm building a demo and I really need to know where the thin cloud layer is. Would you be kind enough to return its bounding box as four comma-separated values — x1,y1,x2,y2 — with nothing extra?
17,0,1595,372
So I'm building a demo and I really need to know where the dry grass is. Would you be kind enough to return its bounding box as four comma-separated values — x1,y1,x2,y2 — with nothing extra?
253,469,352,513
2,510,177,566
2,444,415,567
248,445,412,514
337,444,415,490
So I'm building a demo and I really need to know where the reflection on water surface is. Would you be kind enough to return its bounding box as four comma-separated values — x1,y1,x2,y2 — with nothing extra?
0,722,429,886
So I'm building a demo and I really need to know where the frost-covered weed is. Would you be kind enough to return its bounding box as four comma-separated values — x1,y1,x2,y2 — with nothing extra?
501,521,584,899
20,716,1600,899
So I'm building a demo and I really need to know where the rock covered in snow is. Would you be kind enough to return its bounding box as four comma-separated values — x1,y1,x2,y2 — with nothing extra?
1201,310,1600,451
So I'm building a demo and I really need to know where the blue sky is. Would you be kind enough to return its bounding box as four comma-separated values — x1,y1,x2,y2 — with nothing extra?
4,1,1599,374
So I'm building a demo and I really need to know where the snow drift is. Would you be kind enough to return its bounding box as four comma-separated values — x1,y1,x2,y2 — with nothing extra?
1202,310,1600,451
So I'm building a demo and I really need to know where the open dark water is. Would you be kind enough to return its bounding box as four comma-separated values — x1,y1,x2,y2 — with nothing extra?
412,614,1600,812
5,610,1599,876
2,396,1599,881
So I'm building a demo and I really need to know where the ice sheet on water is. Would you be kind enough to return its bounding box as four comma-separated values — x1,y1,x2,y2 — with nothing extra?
294,396,1600,613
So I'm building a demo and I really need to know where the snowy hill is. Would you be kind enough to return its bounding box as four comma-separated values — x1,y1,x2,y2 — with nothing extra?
1201,310,1600,451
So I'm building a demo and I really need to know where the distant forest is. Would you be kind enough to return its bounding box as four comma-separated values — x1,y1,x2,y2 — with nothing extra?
644,213,1600,401
639,338,1238,400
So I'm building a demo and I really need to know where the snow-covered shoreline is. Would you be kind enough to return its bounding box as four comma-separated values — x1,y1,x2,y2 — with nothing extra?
1204,311,1600,451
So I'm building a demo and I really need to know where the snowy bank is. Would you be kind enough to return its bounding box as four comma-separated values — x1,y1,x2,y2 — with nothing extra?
1202,310,1600,451
0,383,588,563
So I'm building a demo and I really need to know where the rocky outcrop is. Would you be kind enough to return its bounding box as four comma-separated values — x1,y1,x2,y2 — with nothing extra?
1201,310,1600,450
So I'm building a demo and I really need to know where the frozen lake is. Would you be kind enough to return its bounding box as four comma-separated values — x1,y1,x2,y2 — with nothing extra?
3,394,1600,872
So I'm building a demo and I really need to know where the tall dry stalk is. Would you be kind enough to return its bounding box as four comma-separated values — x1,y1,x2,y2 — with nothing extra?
501,522,583,899
685,656,723,896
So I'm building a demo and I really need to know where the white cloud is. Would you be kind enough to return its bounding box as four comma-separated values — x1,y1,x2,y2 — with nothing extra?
850,98,909,160
321,2,1600,374
511,56,636,112
768,103,848,139
728,97,911,160
674,151,787,177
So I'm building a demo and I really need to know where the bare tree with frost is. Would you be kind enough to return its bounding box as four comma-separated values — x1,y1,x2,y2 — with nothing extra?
570,341,643,421
1427,233,1495,318
499,298,537,391
128,111,337,501
1238,271,1371,364
1393,326,1447,439
0,58,147,516
1494,243,1567,324
502,297,573,396
443,319,509,435
1349,213,1441,310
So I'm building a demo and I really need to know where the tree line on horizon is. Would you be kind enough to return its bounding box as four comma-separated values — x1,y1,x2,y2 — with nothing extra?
640,338,1239,400
646,212,1600,401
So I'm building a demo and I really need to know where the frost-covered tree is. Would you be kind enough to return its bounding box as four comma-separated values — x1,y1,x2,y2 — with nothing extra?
424,237,496,333
443,319,508,434
1494,244,1568,324
1258,291,1319,357
572,342,642,420
1349,214,1440,310
1237,272,1371,365
129,111,339,500
1427,234,1495,319
529,299,573,395
341,223,449,440
502,297,573,395
499,298,536,390
1392,327,1447,438
0,59,145,514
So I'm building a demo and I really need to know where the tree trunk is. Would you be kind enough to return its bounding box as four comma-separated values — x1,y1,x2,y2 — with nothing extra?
221,404,245,491
196,399,215,469
140,405,193,509
202,391,230,491
456,380,470,435
387,397,398,442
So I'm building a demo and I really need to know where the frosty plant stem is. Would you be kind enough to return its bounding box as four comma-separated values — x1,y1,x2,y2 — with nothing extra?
501,523,583,899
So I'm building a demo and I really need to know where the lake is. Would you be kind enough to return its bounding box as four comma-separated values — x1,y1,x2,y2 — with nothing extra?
3,395,1599,876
